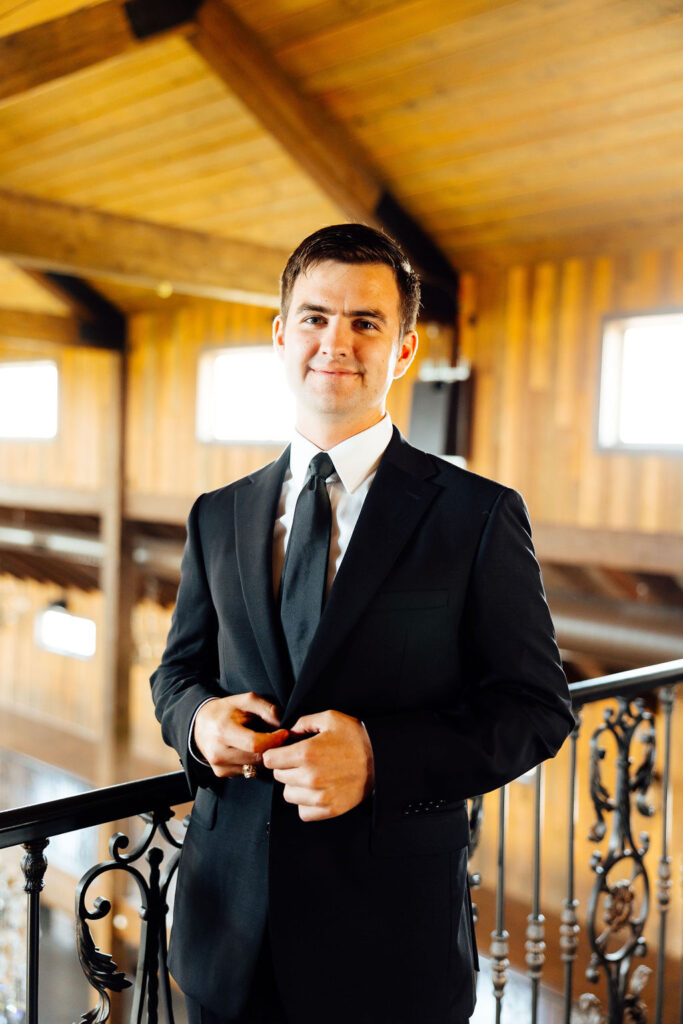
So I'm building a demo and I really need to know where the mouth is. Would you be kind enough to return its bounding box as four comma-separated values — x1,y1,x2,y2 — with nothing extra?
309,366,359,377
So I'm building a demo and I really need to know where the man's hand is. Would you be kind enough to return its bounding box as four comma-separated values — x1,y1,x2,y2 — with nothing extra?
262,710,375,821
193,692,290,778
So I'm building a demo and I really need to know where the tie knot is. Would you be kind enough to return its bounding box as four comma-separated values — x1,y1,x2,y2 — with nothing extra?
309,452,335,482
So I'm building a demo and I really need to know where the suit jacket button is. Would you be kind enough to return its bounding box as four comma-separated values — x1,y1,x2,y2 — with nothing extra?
265,821,270,836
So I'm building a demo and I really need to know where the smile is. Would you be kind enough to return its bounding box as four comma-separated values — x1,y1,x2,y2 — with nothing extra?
309,367,359,377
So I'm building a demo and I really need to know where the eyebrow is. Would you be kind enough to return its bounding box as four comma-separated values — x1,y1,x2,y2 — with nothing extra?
294,303,387,323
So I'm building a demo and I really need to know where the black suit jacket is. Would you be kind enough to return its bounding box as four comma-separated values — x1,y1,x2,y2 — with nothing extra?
151,429,573,1023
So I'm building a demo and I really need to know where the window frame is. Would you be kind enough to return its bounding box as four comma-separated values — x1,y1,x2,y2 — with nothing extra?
0,357,60,442
596,308,683,455
195,343,294,447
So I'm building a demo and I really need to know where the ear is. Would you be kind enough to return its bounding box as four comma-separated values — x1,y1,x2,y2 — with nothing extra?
393,330,418,380
273,314,285,358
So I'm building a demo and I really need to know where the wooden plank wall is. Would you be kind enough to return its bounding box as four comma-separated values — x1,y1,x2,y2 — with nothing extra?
130,597,177,769
0,339,115,495
459,247,683,533
0,574,103,735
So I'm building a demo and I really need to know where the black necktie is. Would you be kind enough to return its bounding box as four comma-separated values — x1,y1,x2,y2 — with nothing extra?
280,452,335,679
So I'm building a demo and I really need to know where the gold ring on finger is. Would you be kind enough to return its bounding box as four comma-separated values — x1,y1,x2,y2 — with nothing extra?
242,763,257,779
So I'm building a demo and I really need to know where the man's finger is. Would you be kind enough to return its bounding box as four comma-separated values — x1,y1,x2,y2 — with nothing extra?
235,692,283,727
282,785,326,808
298,804,331,822
227,723,290,754
262,735,314,770
289,711,329,735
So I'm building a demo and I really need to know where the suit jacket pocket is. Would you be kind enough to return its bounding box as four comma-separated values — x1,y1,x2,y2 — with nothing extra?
370,803,470,858
190,786,218,830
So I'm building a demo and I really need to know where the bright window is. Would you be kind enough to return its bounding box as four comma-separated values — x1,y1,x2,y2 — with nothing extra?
598,313,683,450
0,360,58,439
34,606,96,659
196,346,295,443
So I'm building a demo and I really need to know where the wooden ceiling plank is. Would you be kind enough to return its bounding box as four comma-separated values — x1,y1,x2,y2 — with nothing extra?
0,189,286,308
432,197,683,257
0,0,196,106
0,76,241,176
403,165,683,235
0,38,206,142
359,62,683,163
286,0,664,97
388,113,683,202
325,19,683,126
6,133,288,205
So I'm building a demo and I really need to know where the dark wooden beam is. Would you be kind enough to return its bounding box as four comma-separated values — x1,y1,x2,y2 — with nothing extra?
191,0,379,220
0,0,196,106
0,485,102,515
0,307,123,350
24,271,127,349
534,523,683,575
0,189,285,307
190,0,458,318
0,707,98,782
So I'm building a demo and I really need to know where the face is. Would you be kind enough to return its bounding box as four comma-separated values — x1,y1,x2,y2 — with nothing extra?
273,260,418,442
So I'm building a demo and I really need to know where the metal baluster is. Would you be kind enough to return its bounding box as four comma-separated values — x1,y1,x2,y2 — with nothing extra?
654,686,674,1024
20,837,49,1024
561,712,581,1024
526,764,545,1024
490,784,509,1024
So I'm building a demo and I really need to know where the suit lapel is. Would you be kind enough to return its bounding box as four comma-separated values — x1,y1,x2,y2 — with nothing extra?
286,431,441,716
234,447,293,708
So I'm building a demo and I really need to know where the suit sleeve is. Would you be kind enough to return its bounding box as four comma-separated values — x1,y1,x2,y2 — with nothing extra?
364,487,574,825
150,495,222,791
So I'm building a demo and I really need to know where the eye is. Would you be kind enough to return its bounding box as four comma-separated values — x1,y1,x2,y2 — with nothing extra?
303,315,325,325
355,319,378,331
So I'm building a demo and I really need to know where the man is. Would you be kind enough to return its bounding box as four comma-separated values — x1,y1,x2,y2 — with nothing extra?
151,224,574,1024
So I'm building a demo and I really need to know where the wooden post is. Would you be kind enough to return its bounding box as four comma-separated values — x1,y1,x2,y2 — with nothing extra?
97,343,135,1021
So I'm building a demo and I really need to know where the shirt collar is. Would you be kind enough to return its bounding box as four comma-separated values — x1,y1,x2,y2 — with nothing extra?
289,415,393,494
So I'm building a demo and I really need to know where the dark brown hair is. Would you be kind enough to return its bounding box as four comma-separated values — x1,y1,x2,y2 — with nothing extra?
280,223,421,336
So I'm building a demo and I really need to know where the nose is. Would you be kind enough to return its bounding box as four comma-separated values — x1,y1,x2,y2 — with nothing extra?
320,318,349,358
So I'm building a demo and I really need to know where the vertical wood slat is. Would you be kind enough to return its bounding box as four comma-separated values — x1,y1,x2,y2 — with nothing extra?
498,266,528,491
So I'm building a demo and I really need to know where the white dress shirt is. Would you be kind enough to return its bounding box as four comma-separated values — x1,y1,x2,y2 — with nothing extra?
273,413,394,597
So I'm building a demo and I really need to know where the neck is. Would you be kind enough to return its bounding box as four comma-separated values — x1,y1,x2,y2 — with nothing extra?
295,411,385,451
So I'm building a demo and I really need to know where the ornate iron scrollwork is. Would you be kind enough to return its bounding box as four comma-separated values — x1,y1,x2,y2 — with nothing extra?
582,697,656,1022
75,807,186,1024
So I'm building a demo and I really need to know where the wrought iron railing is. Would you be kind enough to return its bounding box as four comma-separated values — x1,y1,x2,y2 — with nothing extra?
0,659,681,1024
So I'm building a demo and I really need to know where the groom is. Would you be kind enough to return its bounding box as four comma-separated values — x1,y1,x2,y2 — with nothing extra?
151,223,573,1024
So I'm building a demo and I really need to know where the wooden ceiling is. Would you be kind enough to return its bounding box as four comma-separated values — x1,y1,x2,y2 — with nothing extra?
1,0,683,312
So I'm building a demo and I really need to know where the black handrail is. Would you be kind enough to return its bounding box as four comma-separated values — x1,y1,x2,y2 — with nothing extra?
0,770,191,850
568,657,682,704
